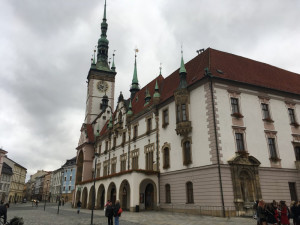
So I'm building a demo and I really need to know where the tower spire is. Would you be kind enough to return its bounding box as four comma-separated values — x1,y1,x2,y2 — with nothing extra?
178,49,187,89
130,49,140,99
111,50,116,72
96,0,110,71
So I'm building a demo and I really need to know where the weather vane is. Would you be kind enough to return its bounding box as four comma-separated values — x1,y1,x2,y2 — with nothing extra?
134,48,139,58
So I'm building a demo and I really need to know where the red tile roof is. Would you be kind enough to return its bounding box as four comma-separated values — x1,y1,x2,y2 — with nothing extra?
97,48,300,136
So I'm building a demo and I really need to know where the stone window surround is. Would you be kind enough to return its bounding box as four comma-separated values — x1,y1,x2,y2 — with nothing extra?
264,131,281,167
144,143,155,170
162,107,169,128
132,122,139,140
228,90,243,118
162,142,171,169
292,134,300,161
131,148,139,169
258,96,274,122
145,114,153,134
285,101,299,127
232,126,247,153
181,137,192,166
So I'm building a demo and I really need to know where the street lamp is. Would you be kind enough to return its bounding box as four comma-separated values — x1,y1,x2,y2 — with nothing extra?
44,180,49,211
90,152,100,225
57,170,64,214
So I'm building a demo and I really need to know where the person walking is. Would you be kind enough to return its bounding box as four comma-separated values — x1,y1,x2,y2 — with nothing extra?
77,200,82,214
295,201,300,225
291,201,296,225
105,201,113,225
0,203,9,224
113,200,121,225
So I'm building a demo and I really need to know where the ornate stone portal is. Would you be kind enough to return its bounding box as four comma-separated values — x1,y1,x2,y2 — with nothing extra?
228,153,262,212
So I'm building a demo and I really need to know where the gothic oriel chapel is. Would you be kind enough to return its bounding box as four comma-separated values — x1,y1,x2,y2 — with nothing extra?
74,1,300,215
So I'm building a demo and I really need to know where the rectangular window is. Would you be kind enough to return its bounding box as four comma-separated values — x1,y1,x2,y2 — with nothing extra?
182,104,187,121
289,182,298,201
63,186,66,191
268,138,278,159
163,109,169,127
69,176,72,181
288,108,296,124
295,146,300,161
111,162,116,174
145,151,153,170
122,132,126,145
261,103,271,119
121,159,126,172
96,168,100,177
132,152,139,170
98,145,102,154
103,165,108,176
176,105,181,122
133,125,138,139
231,98,239,114
113,136,116,148
64,177,66,181
147,118,152,132
235,133,245,152
68,186,71,191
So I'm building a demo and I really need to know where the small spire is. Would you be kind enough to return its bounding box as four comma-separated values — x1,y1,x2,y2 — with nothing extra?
179,49,186,74
93,46,96,64
118,91,124,102
127,100,133,116
103,0,107,20
144,87,151,106
153,79,161,99
130,49,140,99
159,63,162,75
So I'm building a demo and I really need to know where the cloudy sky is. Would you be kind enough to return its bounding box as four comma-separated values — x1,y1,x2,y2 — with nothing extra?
1,0,300,180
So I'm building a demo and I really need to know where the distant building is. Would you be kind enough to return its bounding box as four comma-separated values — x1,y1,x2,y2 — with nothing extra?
29,170,48,201
2,156,27,203
61,157,76,202
50,168,64,203
0,162,13,202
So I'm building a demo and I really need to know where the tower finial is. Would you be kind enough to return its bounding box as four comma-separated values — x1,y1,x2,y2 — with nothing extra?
179,47,186,74
130,48,140,99
111,50,116,72
159,63,162,75
103,0,107,20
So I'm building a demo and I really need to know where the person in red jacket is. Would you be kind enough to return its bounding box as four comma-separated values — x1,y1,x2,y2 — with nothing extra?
280,201,290,225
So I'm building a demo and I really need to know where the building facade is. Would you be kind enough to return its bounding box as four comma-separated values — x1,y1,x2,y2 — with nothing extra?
50,168,64,203
74,2,300,215
0,162,13,203
61,157,76,202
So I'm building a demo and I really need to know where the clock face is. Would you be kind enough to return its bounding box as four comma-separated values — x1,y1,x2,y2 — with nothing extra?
97,81,108,92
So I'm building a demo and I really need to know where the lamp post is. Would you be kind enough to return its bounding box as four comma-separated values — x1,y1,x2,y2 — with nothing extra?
57,170,64,214
44,180,49,211
91,153,100,225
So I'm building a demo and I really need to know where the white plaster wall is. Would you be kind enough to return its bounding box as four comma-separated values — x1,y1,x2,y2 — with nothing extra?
159,85,211,172
216,86,298,169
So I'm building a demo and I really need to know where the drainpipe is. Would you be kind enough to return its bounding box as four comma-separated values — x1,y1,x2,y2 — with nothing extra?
206,70,225,217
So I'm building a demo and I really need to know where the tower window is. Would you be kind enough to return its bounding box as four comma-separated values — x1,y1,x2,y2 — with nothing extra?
288,108,297,124
183,141,192,165
268,138,278,159
235,133,245,152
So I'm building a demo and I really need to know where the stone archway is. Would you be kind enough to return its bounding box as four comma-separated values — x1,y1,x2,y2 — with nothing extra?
119,180,130,210
82,187,88,209
228,154,262,212
139,179,157,210
76,151,84,183
96,184,105,209
107,182,116,205
88,185,95,209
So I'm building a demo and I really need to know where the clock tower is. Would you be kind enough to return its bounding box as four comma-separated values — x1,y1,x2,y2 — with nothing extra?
85,0,116,124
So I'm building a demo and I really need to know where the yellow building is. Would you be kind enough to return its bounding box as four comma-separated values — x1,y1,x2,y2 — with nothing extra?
3,157,27,203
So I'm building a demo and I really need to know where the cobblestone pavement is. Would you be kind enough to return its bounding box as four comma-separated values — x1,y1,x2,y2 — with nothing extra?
7,203,255,225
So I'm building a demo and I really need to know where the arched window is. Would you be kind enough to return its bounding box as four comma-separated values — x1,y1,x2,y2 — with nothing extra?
165,184,171,203
163,147,170,169
183,141,191,165
186,182,194,203
118,112,122,123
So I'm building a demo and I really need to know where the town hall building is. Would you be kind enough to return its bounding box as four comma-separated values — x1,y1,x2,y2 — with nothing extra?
74,1,300,216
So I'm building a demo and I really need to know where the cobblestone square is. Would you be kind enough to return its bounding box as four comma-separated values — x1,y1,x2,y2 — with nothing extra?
7,203,255,225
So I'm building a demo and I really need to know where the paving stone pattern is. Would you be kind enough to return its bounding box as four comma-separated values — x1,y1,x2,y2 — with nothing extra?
7,203,255,225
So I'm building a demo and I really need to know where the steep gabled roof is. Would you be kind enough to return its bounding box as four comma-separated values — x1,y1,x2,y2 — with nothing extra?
97,48,300,137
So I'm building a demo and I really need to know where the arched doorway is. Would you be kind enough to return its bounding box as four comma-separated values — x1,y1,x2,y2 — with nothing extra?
139,179,157,211
107,182,116,205
76,151,84,183
88,186,95,209
82,187,88,208
145,184,154,210
96,184,105,209
119,180,130,210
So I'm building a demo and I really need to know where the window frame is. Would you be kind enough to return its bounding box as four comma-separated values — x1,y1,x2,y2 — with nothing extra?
186,181,194,204
162,108,169,128
235,133,245,152
165,184,171,203
182,138,192,165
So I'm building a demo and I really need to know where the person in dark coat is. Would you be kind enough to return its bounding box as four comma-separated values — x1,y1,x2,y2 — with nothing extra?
265,203,278,225
113,200,121,225
295,201,300,225
77,200,82,214
0,203,9,224
105,201,113,225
